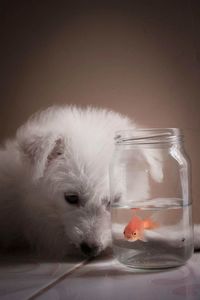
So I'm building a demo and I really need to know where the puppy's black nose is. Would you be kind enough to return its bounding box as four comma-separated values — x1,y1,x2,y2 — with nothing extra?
80,242,101,257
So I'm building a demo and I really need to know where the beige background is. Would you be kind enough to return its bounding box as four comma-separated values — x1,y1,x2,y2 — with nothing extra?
0,1,200,221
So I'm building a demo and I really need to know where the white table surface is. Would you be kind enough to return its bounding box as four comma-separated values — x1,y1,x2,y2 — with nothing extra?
0,250,200,300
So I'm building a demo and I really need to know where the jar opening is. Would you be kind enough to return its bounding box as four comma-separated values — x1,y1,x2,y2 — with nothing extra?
115,128,183,145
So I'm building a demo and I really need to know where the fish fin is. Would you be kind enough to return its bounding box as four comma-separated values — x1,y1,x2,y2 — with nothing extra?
137,229,147,242
131,208,140,212
139,235,148,242
128,238,137,242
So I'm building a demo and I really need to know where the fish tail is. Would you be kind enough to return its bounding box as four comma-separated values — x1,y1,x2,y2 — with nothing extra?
143,219,159,230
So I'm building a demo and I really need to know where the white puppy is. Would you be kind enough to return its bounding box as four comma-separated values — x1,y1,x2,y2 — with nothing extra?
0,105,199,258
0,106,135,258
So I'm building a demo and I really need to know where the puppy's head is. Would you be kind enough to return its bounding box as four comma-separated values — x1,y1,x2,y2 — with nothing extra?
18,132,113,258
44,139,112,257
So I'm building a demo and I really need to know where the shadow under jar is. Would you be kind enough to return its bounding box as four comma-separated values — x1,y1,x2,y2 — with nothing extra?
109,128,194,269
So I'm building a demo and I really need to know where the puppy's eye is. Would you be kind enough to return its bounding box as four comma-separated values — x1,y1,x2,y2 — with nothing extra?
113,194,121,204
106,200,111,210
102,198,111,210
64,193,79,205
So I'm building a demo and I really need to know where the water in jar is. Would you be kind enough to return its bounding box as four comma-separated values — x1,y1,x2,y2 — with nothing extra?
111,198,194,269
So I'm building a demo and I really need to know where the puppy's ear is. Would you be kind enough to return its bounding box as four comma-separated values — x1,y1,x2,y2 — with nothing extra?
19,133,64,179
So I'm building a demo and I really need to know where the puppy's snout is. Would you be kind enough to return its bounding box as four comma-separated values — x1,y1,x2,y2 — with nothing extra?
80,242,102,257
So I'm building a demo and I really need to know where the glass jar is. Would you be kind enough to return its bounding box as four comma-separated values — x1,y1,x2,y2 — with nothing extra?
109,128,194,269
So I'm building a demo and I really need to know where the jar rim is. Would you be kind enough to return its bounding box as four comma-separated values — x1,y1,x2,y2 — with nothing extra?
115,128,183,145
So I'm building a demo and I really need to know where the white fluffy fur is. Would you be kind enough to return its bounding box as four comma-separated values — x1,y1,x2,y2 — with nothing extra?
0,105,199,258
0,106,135,258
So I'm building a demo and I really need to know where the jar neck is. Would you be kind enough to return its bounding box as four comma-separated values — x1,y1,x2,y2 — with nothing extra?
115,128,183,146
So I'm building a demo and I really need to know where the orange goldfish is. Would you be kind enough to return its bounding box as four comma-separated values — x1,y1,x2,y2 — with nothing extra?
123,215,159,242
